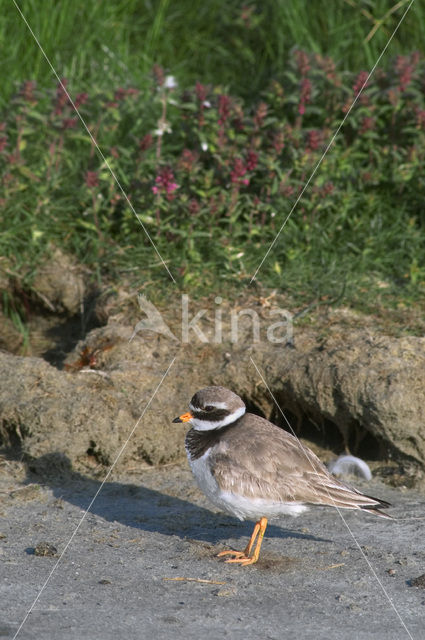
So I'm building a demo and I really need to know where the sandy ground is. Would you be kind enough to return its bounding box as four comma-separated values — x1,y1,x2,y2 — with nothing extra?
1,463,425,640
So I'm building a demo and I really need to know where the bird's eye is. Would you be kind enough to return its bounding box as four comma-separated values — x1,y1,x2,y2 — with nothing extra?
204,405,215,412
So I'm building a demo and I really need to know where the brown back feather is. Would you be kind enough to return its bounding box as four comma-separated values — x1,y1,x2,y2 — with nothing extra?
204,413,391,515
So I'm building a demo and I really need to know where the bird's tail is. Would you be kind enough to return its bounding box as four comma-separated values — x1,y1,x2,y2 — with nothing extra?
360,495,392,519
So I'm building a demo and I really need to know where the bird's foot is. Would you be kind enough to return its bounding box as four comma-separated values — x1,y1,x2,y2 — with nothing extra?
224,554,257,565
217,550,257,565
217,518,267,567
217,549,246,559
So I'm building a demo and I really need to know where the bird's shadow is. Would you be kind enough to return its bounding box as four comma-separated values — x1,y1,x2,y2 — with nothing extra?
25,453,331,545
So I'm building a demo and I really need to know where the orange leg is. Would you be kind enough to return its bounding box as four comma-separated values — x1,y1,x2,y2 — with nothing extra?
217,517,268,566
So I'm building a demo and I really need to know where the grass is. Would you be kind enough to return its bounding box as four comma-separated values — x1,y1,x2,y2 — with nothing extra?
1,1,424,328
2,0,425,104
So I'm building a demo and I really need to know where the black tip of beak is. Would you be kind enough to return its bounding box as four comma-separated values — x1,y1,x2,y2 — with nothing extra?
172,417,182,423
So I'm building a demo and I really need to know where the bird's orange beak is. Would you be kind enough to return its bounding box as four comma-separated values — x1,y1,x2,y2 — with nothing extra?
172,412,193,423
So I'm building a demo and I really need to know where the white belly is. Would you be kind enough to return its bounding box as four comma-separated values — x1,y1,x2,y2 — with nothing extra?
189,451,308,521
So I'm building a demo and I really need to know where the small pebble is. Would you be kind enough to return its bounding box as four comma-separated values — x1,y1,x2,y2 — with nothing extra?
410,574,425,588
215,586,237,597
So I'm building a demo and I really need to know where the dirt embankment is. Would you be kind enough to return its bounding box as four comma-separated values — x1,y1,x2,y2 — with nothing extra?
0,251,424,485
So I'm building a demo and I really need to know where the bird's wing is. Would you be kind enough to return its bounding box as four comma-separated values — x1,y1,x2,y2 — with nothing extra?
210,417,388,511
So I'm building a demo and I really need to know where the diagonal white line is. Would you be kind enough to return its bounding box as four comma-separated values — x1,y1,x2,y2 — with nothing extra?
250,0,415,283
249,356,415,640
12,356,177,640
11,0,176,284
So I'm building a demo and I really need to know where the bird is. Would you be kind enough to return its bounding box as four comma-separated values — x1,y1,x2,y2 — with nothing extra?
173,386,391,566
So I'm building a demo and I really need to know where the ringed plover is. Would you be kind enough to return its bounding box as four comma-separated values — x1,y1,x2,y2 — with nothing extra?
173,386,391,566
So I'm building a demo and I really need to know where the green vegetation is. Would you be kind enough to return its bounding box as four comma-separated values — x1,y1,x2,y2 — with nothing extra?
3,0,424,103
0,0,424,313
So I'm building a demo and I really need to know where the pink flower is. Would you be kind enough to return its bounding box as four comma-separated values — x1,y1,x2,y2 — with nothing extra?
307,129,321,151
353,71,369,96
240,5,254,28
295,50,310,76
62,117,78,130
280,184,294,198
387,88,400,107
188,198,200,215
272,130,285,155
321,182,334,196
112,87,139,103
246,150,258,171
139,134,153,151
195,82,207,103
195,82,209,127
178,149,198,172
55,78,69,115
395,55,418,92
315,54,339,85
153,64,165,87
114,88,127,101
218,95,231,125
152,167,179,199
253,102,268,129
85,171,99,188
230,152,257,187
20,81,37,104
230,157,249,186
359,116,375,134
75,92,88,108
298,78,311,115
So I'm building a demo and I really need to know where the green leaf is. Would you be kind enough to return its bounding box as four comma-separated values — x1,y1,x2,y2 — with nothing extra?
77,219,98,232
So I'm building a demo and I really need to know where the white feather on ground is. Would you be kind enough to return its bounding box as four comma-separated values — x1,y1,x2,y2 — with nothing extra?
328,455,372,481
